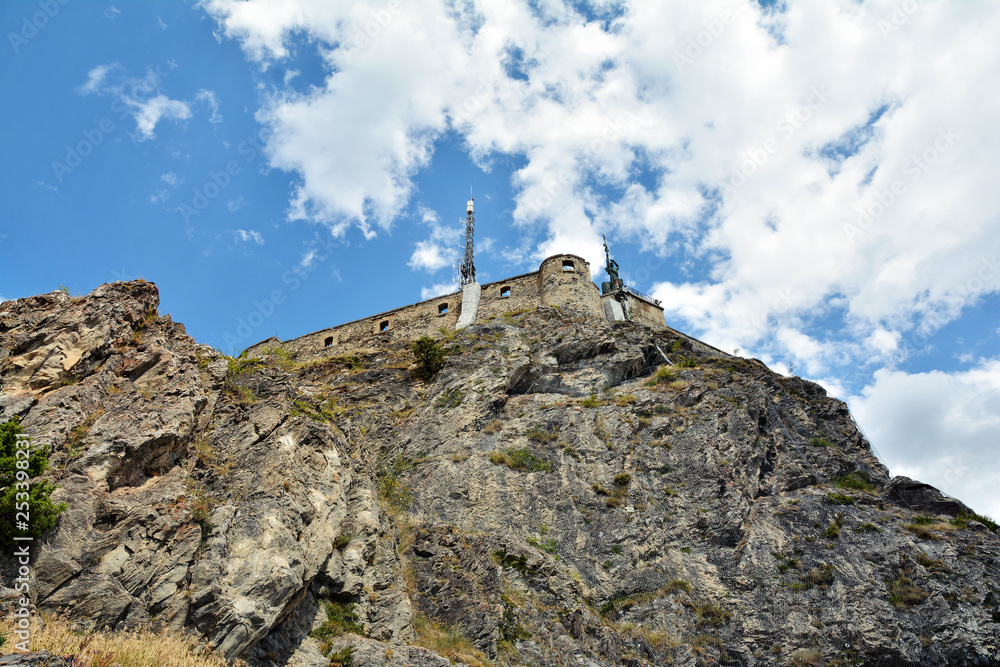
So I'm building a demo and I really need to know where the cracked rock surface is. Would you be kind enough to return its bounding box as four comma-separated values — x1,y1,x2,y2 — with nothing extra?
1,281,998,666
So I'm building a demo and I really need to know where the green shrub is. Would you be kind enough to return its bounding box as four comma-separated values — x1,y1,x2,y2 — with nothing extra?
911,515,936,525
613,472,632,487
489,448,551,473
0,418,67,548
647,366,677,386
227,353,263,376
823,515,844,539
952,511,999,532
809,437,834,447
678,358,698,368
412,336,446,380
833,471,875,491
825,493,855,506
310,600,364,645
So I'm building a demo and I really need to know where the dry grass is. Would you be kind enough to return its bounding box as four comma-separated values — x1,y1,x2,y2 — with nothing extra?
413,614,489,667
0,616,243,666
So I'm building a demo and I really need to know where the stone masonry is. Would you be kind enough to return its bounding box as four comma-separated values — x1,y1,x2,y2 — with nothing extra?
245,254,668,360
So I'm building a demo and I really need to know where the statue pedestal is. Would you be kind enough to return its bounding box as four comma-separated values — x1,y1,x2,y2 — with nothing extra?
456,282,481,330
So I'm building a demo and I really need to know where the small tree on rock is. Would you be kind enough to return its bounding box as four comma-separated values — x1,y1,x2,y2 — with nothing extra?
411,336,446,381
0,417,67,548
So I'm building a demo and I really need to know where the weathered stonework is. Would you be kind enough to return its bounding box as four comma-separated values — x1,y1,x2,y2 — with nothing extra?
246,254,667,360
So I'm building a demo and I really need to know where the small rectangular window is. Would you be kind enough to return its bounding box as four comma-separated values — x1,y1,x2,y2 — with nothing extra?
500,286,511,298
562,260,575,271
438,303,449,315
324,336,333,348
379,320,389,332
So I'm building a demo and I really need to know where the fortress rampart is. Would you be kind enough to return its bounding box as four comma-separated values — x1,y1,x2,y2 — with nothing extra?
245,253,666,360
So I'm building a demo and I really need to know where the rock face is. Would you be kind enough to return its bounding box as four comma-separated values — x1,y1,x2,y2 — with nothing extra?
1,281,998,667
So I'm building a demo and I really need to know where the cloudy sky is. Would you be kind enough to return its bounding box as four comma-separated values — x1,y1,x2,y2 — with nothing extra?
2,0,998,519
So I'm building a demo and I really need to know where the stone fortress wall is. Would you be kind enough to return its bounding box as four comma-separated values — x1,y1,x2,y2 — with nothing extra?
245,253,666,360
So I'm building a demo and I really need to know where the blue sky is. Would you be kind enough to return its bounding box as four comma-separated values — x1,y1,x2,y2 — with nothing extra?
2,0,998,518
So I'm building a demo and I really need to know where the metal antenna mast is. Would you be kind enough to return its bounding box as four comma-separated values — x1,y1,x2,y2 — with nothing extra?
459,189,476,285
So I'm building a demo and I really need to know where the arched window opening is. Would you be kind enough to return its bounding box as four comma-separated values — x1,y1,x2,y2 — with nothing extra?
324,336,333,348
500,286,511,298
562,260,575,271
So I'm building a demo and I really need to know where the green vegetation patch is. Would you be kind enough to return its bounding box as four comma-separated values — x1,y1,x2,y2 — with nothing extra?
951,511,999,532
825,493,856,506
492,550,530,575
695,603,732,627
526,536,558,558
310,600,365,655
646,365,677,387
525,424,558,443
227,353,263,376
888,570,928,610
411,336,447,380
434,387,464,410
833,471,876,492
1,418,67,548
489,448,552,473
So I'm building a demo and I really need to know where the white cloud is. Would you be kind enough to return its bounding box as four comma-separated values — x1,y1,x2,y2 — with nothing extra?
150,189,169,204
202,0,1000,373
77,64,116,95
420,281,459,300
161,172,179,186
234,229,264,245
105,5,121,20
157,16,168,29
196,89,223,124
850,360,1000,521
227,197,247,212
408,205,460,273
131,94,192,141
76,65,192,141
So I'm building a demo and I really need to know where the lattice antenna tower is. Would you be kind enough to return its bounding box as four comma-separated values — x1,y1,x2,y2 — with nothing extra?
459,189,476,285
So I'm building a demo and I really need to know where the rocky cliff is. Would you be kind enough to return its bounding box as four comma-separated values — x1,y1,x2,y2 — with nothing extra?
0,281,997,667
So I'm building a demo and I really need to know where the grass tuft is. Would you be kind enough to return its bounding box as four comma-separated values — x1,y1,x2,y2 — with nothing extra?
0,615,243,666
